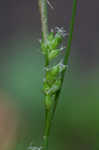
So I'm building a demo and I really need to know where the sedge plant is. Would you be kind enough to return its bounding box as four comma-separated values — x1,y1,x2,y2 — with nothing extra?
28,0,78,150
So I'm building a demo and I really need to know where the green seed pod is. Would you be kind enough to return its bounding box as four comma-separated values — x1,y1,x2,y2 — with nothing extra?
49,79,61,95
50,65,60,76
48,49,60,61
41,40,50,54
50,33,62,49
48,31,54,41
46,71,54,82
45,95,52,111
58,62,66,72
46,65,59,82
43,81,50,94
46,63,66,81
48,62,66,77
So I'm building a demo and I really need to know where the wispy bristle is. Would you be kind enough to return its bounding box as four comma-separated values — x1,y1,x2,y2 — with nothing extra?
47,0,54,10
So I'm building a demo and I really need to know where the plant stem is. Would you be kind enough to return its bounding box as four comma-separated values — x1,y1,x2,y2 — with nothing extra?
51,0,78,121
38,0,48,43
43,110,51,150
38,0,50,149
39,0,78,150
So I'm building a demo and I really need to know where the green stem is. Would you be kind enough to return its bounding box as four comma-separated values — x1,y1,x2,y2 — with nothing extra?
64,0,78,65
51,0,78,120
43,110,51,150
39,0,78,150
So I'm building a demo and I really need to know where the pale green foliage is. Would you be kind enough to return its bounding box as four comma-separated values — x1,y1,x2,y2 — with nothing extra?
40,28,66,111
41,28,66,61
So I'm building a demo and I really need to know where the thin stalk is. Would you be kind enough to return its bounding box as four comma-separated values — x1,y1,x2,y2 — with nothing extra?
38,0,51,149
51,0,78,120
38,0,48,42
43,110,51,150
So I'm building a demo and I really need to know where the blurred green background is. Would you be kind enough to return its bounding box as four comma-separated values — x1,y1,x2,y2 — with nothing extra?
0,0,99,150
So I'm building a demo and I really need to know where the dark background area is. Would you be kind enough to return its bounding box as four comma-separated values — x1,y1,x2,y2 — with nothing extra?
0,0,99,69
0,0,99,150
